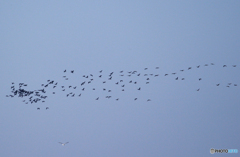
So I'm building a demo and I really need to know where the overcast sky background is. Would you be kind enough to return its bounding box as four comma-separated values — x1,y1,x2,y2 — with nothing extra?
1,1,240,157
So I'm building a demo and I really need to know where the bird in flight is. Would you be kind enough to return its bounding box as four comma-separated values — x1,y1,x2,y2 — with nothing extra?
58,142,69,146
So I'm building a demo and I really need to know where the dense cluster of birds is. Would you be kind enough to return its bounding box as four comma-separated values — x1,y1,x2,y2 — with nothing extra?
6,63,238,110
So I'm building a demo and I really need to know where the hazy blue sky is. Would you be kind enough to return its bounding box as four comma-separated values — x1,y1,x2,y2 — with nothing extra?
1,1,240,156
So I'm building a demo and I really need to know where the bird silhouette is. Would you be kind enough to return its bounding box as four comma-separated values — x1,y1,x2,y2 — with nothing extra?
223,65,227,67
59,142,69,146
71,70,74,73
46,107,49,110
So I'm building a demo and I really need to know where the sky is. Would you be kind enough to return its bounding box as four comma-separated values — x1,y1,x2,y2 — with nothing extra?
1,1,240,157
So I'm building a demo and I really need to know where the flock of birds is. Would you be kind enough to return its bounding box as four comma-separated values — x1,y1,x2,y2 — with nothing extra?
6,63,238,110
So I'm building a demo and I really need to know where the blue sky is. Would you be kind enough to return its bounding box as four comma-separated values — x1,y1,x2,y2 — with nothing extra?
1,1,240,156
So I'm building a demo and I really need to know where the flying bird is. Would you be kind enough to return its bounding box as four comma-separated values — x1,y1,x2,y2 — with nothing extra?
58,142,69,146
